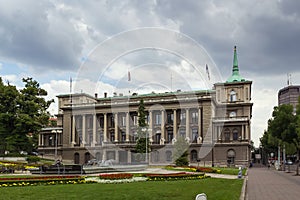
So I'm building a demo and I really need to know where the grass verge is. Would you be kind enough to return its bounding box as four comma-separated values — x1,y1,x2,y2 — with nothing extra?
0,178,243,200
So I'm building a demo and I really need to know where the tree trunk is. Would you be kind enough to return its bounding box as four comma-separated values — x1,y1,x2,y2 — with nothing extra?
296,149,299,176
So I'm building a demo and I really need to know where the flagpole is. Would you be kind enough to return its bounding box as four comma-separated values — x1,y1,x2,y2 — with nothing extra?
128,69,131,95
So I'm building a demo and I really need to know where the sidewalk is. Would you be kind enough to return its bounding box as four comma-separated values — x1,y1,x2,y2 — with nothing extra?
246,167,300,200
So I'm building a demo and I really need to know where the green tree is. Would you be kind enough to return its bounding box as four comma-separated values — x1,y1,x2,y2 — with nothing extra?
173,136,189,166
268,105,297,144
135,99,150,162
295,96,300,175
0,77,53,154
264,104,299,174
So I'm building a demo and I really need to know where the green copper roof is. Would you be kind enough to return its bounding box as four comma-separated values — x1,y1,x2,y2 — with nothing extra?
226,46,246,83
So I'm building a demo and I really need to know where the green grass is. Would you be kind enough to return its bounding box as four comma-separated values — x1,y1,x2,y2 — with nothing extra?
213,167,247,176
0,178,243,200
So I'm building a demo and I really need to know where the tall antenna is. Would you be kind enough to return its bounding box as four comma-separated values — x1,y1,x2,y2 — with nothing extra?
171,72,173,92
287,73,292,86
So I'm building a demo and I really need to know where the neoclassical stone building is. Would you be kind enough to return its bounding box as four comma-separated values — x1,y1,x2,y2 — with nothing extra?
38,47,253,166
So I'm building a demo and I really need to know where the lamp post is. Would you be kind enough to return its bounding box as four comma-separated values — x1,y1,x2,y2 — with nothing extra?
51,129,62,160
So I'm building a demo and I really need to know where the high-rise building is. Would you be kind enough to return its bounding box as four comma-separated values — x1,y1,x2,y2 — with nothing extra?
38,46,253,167
278,85,300,113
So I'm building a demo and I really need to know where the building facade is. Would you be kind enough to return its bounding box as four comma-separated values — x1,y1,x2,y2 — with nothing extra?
278,85,300,113
38,47,253,166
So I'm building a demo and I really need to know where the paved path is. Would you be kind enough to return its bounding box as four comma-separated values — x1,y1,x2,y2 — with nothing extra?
246,167,300,200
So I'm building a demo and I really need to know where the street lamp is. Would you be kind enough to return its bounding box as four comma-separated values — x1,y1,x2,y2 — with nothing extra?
51,129,62,160
141,127,151,164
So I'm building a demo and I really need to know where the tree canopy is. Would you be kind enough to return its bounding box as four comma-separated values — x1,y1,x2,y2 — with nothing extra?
0,77,53,154
261,97,300,174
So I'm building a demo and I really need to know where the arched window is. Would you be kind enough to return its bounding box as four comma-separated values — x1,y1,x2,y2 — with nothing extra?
229,111,236,118
84,152,90,164
166,151,172,162
233,129,239,141
224,129,230,141
230,90,237,102
191,150,198,162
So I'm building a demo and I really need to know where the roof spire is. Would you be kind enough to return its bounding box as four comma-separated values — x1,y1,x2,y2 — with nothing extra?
226,46,245,82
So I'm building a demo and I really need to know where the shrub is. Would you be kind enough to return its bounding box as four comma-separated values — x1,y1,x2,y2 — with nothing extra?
26,156,41,163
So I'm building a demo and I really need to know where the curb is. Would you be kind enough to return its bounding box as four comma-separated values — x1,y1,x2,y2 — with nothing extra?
240,169,248,200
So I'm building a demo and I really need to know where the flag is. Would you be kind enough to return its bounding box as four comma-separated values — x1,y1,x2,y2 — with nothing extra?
128,70,131,81
206,64,210,80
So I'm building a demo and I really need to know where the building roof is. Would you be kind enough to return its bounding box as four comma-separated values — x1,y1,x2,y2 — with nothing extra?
226,46,247,83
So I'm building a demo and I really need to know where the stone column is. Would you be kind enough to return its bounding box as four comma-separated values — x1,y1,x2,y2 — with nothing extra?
72,116,76,145
103,150,107,161
246,124,250,140
241,125,245,140
185,109,190,139
103,113,107,142
198,108,202,142
115,150,119,163
82,115,86,145
127,151,131,164
92,114,97,147
149,111,153,142
41,133,44,146
126,112,130,142
114,113,118,142
38,134,41,146
161,110,165,141
173,109,177,139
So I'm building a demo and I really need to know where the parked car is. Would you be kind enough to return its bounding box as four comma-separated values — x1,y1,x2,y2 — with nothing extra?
285,160,293,165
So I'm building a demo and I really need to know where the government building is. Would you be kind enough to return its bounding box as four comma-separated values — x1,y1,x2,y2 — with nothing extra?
38,47,253,167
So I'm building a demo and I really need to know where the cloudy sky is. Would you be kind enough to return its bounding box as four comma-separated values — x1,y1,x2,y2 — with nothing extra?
1,0,300,147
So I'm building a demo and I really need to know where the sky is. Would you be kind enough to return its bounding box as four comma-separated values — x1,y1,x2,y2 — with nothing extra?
1,0,300,147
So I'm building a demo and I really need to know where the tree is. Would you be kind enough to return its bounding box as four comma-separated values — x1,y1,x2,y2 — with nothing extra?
0,77,53,154
263,103,299,174
268,105,297,144
135,99,150,162
0,78,20,154
295,96,300,175
173,136,189,166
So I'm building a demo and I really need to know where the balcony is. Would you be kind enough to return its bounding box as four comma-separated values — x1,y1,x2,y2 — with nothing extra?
213,116,249,123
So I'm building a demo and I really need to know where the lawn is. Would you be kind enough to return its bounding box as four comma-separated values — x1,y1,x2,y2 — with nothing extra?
0,178,243,200
212,167,247,176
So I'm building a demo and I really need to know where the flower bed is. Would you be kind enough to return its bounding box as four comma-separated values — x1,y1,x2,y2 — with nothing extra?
99,173,133,180
143,172,207,181
165,165,221,174
0,175,91,187
194,167,221,173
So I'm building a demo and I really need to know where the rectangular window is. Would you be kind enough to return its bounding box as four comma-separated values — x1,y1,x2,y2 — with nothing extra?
110,116,114,127
167,129,173,143
167,113,174,124
99,116,104,128
133,116,138,126
180,112,186,124
110,132,115,142
155,133,161,144
121,116,126,127
121,131,126,142
179,129,185,138
192,129,198,143
191,112,198,124
155,113,161,125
